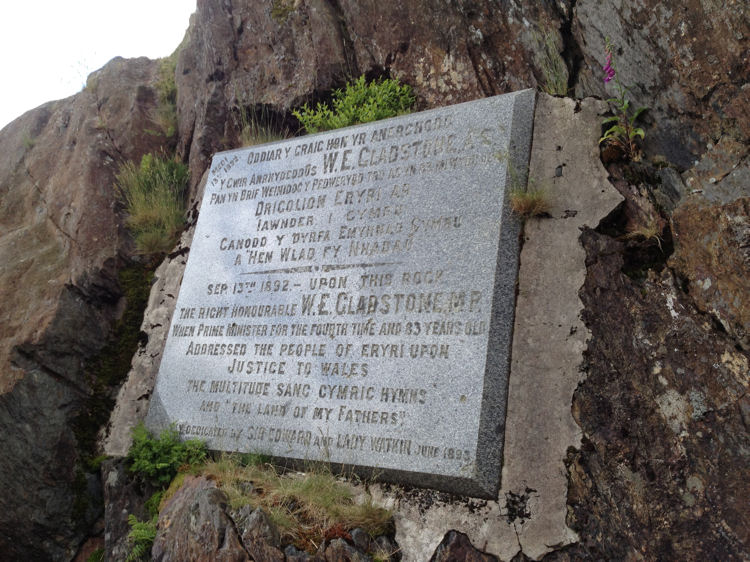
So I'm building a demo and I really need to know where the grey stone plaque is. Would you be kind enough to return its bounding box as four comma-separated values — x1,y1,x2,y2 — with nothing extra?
146,90,535,497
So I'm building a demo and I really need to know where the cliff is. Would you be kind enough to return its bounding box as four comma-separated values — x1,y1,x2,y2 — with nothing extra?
0,1,746,560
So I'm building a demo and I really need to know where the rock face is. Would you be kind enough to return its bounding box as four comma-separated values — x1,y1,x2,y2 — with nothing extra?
0,57,172,559
0,0,748,560
573,0,750,169
152,476,250,562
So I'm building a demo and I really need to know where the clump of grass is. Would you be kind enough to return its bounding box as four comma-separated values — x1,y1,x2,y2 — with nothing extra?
533,29,568,96
115,153,189,255
509,187,551,218
202,454,392,553
86,548,105,562
624,218,664,250
236,104,291,147
293,75,415,133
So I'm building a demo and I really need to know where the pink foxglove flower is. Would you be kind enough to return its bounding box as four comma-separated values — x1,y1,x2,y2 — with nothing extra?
602,51,616,83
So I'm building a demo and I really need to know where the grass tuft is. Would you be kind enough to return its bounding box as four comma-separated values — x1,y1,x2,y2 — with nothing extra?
115,153,189,255
236,104,291,147
148,55,178,138
202,454,392,552
509,187,551,218
533,29,568,96
624,219,664,250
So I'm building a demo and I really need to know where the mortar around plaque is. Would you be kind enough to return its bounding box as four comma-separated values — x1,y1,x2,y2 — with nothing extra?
146,90,536,498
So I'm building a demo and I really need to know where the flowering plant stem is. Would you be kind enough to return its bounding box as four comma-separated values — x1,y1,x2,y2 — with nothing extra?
599,39,647,161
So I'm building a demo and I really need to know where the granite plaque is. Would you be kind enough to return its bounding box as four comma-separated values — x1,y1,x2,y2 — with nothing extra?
146,90,535,497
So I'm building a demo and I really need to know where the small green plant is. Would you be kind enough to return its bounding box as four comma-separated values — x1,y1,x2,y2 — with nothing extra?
127,423,207,488
115,153,189,255
293,75,415,133
126,514,157,562
533,29,568,96
86,548,105,562
599,38,647,161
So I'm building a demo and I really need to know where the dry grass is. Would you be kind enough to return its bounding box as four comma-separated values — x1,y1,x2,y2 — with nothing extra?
624,219,663,250
509,187,551,218
201,454,392,553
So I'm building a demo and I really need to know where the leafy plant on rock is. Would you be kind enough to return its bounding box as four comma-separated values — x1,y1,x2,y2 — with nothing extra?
127,422,207,488
125,514,157,562
293,75,415,133
599,38,648,161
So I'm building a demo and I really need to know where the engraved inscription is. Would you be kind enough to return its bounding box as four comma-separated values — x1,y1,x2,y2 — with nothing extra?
148,91,535,497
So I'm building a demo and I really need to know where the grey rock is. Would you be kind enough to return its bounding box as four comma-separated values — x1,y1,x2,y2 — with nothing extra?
152,475,250,562
428,530,497,561
350,528,371,552
324,538,372,562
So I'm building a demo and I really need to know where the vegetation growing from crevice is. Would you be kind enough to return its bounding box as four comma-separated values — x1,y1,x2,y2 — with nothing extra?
126,514,158,562
124,424,206,560
202,454,393,553
115,153,189,255
71,264,154,520
127,423,207,488
233,102,292,147
532,28,568,96
271,0,296,23
123,429,393,558
148,54,179,139
509,186,551,218
595,163,674,281
293,75,415,133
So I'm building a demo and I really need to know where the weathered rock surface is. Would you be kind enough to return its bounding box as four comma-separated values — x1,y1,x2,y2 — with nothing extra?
0,56,172,559
172,0,565,194
573,0,750,169
152,475,250,561
102,458,158,561
429,530,498,561
669,139,750,350
0,0,748,560
568,228,749,559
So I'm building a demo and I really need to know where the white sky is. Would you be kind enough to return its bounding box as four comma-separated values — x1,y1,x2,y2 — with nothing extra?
0,1,197,130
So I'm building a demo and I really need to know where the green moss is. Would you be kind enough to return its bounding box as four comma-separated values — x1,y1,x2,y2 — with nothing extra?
71,263,154,519
271,0,295,23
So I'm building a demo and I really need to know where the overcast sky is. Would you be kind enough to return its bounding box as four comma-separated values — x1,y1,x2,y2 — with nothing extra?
0,1,196,130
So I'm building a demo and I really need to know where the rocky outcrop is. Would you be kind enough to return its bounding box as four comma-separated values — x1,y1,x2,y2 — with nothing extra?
0,0,748,560
0,57,173,559
152,476,250,561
